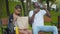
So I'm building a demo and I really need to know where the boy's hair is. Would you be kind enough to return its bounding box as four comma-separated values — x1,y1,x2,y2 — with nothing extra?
15,5,22,9
33,2,40,8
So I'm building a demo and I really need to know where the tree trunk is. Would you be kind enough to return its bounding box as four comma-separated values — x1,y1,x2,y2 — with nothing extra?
25,0,28,16
0,0,3,33
6,0,10,16
21,0,25,16
38,0,43,3
0,0,3,18
28,0,31,11
46,0,50,11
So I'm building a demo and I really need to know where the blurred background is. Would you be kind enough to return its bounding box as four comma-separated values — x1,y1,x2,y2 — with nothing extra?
0,0,60,34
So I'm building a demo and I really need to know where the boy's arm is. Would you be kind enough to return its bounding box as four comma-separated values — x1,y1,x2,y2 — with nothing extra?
43,6,51,17
29,10,39,24
29,13,35,24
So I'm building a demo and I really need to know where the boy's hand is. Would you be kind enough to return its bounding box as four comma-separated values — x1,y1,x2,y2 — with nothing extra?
33,8,40,15
43,5,46,10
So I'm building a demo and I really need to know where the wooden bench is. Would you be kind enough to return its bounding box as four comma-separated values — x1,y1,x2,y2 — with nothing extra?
1,18,8,34
38,16,60,34
58,16,60,34
2,16,60,34
2,18,8,26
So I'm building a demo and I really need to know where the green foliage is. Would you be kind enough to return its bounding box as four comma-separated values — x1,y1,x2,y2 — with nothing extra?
9,1,21,14
45,10,60,26
0,0,7,18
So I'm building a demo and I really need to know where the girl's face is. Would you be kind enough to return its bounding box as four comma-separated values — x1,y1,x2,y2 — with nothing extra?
15,8,21,15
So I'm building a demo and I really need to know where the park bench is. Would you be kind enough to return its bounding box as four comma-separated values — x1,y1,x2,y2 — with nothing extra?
2,18,8,26
58,16,60,34
1,17,32,34
38,16,60,34
1,18,8,34
1,16,60,34
1,16,53,34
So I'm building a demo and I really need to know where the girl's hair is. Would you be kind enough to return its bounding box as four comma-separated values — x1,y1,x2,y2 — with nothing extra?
15,5,22,9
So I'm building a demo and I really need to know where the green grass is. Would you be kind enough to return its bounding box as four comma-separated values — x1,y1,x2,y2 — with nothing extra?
0,27,2,34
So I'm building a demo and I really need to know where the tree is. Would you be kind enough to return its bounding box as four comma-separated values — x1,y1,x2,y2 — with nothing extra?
20,0,25,16
28,0,31,11
46,0,50,10
0,0,2,18
26,0,28,16
38,0,56,11
6,0,10,16
47,0,56,10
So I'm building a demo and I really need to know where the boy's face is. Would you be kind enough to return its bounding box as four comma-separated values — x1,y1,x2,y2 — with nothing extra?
36,6,40,12
15,8,21,15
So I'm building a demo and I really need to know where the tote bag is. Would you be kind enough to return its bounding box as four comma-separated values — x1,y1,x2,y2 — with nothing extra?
16,16,29,29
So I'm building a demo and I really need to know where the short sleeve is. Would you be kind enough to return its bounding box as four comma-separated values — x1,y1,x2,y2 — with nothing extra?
29,10,33,17
41,10,46,15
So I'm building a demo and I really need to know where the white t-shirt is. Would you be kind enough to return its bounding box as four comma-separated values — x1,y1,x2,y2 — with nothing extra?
29,10,46,26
